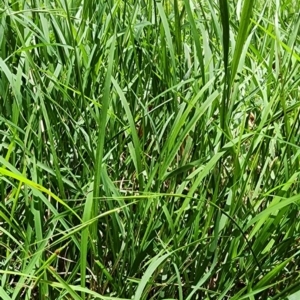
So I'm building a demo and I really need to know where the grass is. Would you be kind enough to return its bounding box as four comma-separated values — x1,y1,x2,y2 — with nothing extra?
0,0,300,299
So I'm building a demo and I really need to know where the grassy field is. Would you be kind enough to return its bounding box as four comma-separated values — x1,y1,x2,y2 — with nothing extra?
0,0,300,299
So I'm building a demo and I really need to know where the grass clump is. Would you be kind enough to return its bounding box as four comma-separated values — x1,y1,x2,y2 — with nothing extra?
0,0,300,299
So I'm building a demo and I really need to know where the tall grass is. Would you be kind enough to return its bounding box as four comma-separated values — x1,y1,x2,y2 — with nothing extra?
0,0,300,299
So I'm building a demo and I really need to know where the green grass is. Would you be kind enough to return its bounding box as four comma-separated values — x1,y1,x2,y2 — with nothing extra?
0,0,300,299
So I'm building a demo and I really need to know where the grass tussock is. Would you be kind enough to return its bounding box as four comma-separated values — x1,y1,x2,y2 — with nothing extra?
0,0,300,299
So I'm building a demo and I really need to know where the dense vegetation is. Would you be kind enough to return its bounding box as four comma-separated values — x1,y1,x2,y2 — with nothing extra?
0,0,300,299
